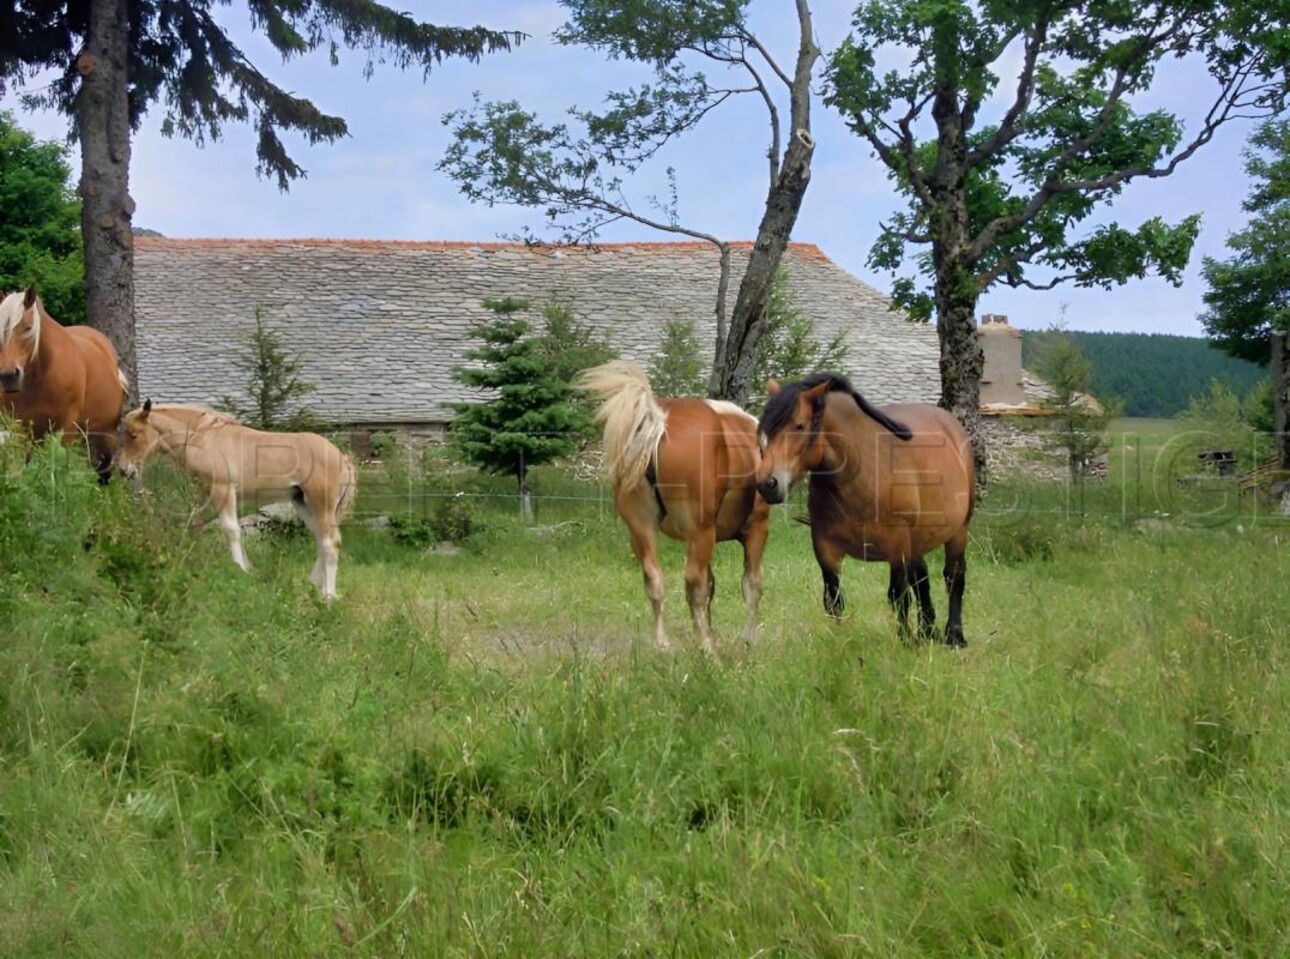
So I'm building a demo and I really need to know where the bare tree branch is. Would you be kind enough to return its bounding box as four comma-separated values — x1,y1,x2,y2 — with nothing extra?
964,17,1050,170
968,53,1274,262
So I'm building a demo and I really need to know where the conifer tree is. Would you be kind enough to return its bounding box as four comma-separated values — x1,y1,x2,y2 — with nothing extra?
450,298,583,501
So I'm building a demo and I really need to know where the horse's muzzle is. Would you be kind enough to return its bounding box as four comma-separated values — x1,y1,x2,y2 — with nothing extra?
758,473,787,504
0,369,22,393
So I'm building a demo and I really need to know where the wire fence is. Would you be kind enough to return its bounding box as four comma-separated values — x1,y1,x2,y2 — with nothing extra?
350,434,1290,531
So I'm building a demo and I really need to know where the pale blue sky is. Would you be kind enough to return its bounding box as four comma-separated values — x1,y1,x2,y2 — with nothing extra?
2,0,1265,337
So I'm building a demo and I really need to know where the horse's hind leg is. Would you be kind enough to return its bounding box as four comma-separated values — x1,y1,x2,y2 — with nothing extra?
909,557,937,642
212,483,251,573
624,510,669,650
739,513,769,644
294,494,341,600
943,529,968,648
683,525,718,655
292,497,326,589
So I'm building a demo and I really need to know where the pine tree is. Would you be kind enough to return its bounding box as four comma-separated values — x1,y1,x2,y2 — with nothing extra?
751,267,848,409
648,318,707,398
450,298,583,501
530,300,617,440
1034,329,1116,480
218,308,317,430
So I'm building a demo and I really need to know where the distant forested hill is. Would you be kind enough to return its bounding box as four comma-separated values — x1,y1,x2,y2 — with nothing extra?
1020,330,1266,417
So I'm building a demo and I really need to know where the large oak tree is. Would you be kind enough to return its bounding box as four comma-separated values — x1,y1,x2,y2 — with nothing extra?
440,0,819,404
826,0,1290,471
1,0,522,393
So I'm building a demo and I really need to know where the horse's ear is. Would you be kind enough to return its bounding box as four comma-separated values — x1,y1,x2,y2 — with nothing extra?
141,398,152,418
802,378,833,404
22,286,36,309
766,379,781,397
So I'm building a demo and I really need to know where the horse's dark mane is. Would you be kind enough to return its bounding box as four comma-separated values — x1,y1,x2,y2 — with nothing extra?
758,372,913,440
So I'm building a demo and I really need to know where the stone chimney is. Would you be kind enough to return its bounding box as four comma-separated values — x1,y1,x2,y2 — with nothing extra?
977,314,1026,407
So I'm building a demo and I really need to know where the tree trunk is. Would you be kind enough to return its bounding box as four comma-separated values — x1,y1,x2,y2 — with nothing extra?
706,243,733,397
1274,330,1290,470
76,0,137,401
933,261,987,480
712,137,814,403
928,73,987,482
710,0,818,404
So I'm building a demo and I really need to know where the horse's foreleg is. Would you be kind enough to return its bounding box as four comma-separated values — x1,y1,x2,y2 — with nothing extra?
212,484,250,573
909,557,936,642
87,430,116,485
813,536,846,619
943,531,968,648
887,563,913,640
683,525,718,656
739,514,769,644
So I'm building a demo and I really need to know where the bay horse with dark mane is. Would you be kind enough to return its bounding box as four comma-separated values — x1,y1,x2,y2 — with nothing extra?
582,361,770,654
755,373,975,646
0,286,129,482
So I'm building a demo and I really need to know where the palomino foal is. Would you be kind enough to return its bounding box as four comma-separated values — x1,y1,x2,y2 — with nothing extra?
117,401,357,599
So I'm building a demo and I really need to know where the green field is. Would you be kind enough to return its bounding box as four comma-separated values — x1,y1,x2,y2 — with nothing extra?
2,436,1288,957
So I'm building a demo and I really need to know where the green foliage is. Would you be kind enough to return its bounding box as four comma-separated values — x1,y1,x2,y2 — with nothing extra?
1022,329,1265,418
825,0,1287,319
389,497,477,548
1200,118,1290,365
439,1,758,245
1244,377,1276,433
648,317,708,397
0,111,84,324
217,307,318,431
531,300,618,440
1179,379,1261,465
450,298,584,489
2,2,522,191
1033,328,1118,478
751,267,848,406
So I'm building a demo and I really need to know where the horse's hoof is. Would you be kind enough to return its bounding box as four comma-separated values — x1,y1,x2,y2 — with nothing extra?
944,628,967,648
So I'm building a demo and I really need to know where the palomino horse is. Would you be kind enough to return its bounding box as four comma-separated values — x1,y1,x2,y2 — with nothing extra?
755,373,975,646
581,361,770,653
116,401,358,600
0,286,129,481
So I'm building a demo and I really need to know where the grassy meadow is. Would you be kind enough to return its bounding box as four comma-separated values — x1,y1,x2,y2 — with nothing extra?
2,428,1288,957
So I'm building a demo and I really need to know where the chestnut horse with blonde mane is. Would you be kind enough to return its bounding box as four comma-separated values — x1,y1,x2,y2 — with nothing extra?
756,373,975,646
582,361,770,653
0,286,129,481
116,401,358,600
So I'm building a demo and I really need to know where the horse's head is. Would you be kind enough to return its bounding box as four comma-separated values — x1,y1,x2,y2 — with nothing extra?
116,399,159,480
0,287,42,393
754,375,836,504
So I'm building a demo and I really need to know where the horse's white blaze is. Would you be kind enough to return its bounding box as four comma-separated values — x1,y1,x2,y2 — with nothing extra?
0,290,41,358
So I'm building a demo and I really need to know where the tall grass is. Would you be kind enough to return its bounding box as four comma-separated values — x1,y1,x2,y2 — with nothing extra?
1,436,1287,956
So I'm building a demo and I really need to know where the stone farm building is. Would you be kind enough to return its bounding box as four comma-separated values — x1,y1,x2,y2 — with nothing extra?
134,237,940,438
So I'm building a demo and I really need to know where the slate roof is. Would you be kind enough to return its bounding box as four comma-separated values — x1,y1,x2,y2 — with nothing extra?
135,237,940,426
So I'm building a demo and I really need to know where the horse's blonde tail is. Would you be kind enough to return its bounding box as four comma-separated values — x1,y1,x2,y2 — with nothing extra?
579,360,667,492
116,367,130,397
336,452,358,522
